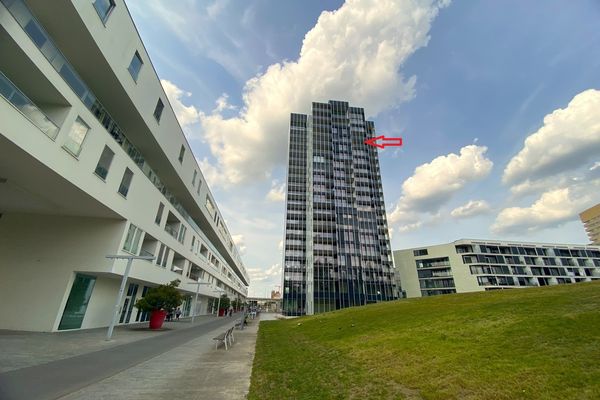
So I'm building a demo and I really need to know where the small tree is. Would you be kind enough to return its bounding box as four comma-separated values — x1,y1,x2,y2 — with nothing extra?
135,279,183,312
219,294,231,310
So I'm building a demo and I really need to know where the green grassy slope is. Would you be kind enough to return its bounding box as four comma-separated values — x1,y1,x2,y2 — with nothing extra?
248,281,600,400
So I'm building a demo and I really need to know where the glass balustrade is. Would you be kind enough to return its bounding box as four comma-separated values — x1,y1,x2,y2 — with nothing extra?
0,70,59,139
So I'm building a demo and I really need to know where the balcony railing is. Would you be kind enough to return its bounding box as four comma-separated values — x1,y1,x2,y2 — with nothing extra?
0,71,58,139
164,224,179,239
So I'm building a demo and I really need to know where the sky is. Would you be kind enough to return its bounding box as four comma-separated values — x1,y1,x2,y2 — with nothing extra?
126,0,600,297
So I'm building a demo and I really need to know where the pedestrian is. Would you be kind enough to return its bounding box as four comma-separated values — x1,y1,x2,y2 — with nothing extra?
228,305,233,317
166,309,172,322
175,307,182,320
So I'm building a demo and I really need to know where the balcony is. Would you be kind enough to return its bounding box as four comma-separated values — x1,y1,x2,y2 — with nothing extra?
0,71,58,139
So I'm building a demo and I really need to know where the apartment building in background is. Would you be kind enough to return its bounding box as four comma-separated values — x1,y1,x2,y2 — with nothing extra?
282,100,397,316
394,239,600,298
580,203,600,245
0,0,249,331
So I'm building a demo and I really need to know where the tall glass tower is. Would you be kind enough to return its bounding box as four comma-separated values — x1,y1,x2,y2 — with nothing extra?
282,100,397,316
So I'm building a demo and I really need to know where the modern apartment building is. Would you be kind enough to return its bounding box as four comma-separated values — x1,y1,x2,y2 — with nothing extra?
580,203,600,245
282,100,396,316
0,0,249,331
394,239,600,298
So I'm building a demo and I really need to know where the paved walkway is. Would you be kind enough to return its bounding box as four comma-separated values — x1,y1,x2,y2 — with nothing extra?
0,315,217,373
0,313,264,400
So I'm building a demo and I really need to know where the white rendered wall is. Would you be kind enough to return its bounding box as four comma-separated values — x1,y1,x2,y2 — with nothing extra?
0,213,124,331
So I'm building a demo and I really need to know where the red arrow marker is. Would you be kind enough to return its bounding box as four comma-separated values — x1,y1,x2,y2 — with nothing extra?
364,135,403,149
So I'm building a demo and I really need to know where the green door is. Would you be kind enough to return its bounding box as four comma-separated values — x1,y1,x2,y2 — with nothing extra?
58,274,96,330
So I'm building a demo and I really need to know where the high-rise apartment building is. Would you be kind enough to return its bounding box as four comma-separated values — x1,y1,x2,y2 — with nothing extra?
580,203,600,245
282,100,396,316
394,239,600,298
0,0,248,331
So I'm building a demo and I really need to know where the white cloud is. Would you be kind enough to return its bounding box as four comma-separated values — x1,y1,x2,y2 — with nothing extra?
198,157,228,189
450,200,491,219
231,234,246,254
508,177,563,199
491,180,600,234
389,145,493,225
160,79,200,134
266,180,286,202
213,93,237,113
247,263,281,282
200,0,451,186
396,222,423,233
139,1,260,82
207,0,230,20
503,89,600,185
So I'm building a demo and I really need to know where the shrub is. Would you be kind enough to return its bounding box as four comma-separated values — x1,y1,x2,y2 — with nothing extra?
134,279,183,312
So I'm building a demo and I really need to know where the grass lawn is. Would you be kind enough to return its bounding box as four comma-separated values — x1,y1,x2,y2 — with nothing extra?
248,281,600,400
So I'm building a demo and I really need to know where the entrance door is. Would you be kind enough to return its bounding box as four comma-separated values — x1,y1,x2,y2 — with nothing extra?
58,274,96,330
119,283,139,323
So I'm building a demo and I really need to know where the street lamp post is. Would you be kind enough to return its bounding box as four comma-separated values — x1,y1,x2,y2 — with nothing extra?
213,288,224,316
105,254,154,341
187,281,210,324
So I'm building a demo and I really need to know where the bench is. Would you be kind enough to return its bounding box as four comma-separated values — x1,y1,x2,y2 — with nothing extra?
213,326,235,350
234,318,244,330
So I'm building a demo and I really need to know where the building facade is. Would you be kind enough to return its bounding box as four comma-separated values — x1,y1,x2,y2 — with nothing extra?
580,203,600,245
282,100,396,316
394,239,600,298
0,0,249,331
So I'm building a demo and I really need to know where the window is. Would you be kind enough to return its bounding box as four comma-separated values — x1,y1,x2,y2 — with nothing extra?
24,20,47,48
156,243,170,268
127,51,143,82
192,170,197,186
63,117,89,157
155,202,164,225
94,146,114,180
118,168,133,197
93,0,116,23
413,249,428,257
205,195,216,217
153,99,164,122
196,180,202,195
123,223,143,254
178,145,185,163
177,225,187,244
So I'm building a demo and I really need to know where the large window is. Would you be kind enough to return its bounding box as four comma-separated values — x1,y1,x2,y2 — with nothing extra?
153,99,164,122
94,145,114,180
127,51,143,82
118,168,133,197
93,0,115,23
192,170,197,186
123,223,143,254
58,274,96,330
63,117,89,157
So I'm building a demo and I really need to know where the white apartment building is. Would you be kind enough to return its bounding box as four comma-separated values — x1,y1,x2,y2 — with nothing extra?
394,239,600,298
0,0,249,331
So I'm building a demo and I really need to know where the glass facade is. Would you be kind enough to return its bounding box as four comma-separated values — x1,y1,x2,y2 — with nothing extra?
457,243,600,289
283,101,397,316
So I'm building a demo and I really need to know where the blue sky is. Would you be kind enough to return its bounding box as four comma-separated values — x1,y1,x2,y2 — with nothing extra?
127,0,600,297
